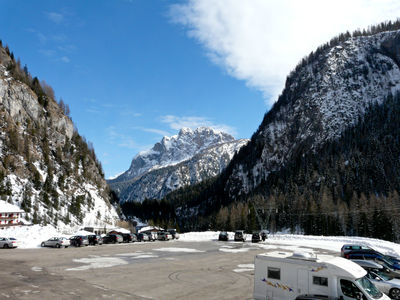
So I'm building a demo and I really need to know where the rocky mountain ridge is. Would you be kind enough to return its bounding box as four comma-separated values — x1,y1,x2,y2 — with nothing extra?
226,28,400,197
0,43,119,227
109,127,247,202
151,22,400,237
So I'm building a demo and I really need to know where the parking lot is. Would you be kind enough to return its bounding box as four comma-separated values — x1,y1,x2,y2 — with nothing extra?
0,240,337,300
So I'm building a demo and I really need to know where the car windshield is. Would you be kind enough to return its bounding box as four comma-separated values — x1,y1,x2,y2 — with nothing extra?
356,276,383,299
384,255,399,264
373,270,392,281
376,256,394,267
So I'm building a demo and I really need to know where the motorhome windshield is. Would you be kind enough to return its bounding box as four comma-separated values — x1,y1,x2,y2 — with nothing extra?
356,277,383,299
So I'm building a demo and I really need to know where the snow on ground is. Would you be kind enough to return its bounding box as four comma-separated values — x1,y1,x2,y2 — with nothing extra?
220,248,250,253
234,264,255,273
116,252,158,259
66,257,129,271
154,247,204,253
1,226,400,259
179,231,400,257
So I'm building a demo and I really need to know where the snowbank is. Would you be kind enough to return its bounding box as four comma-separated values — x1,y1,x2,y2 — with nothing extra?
0,225,60,248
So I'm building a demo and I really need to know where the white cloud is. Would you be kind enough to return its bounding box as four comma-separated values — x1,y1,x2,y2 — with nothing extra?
139,128,171,137
160,115,237,136
61,56,70,63
170,0,400,104
106,126,137,149
120,110,142,117
46,12,64,24
39,49,56,57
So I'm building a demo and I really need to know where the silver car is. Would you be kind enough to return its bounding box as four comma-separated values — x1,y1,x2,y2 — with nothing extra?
41,237,70,248
157,231,170,241
353,259,400,299
0,237,18,248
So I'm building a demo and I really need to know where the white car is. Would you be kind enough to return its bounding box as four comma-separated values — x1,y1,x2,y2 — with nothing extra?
167,229,179,239
41,237,70,248
353,259,400,299
366,268,400,299
0,237,18,248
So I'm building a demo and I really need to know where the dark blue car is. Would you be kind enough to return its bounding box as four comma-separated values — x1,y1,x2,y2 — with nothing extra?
345,249,400,270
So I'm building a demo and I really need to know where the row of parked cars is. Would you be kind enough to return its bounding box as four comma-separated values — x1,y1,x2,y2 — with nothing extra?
218,230,267,242
40,229,180,248
341,244,400,299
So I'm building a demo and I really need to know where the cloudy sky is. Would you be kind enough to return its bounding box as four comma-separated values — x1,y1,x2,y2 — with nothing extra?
1,0,400,178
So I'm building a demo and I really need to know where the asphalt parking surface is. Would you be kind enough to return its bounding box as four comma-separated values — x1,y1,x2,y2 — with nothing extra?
0,240,337,300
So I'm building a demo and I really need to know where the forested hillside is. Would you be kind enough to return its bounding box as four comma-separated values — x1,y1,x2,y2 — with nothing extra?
164,92,400,240
123,21,400,242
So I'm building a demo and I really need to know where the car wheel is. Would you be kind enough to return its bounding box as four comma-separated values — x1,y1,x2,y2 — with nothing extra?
41,242,45,247
390,288,400,300
56,244,61,248
3,244,9,248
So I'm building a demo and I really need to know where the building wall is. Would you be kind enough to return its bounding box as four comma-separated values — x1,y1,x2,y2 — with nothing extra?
0,212,21,226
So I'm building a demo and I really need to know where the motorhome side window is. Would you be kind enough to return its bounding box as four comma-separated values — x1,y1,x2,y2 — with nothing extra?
313,276,328,286
267,267,280,280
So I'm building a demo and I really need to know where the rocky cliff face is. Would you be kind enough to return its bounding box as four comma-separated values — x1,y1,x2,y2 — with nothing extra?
0,44,119,227
109,127,247,202
225,29,400,197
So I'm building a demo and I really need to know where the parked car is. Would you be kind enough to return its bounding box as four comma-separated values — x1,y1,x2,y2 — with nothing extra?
130,233,138,242
87,234,102,246
167,229,180,239
353,259,400,299
341,244,374,257
344,249,400,271
218,231,228,241
157,231,170,241
41,237,70,248
234,230,245,242
102,234,123,244
0,237,18,248
251,232,261,243
137,233,150,242
121,233,134,243
69,235,89,247
345,249,400,279
144,232,155,242
386,255,400,265
8,237,21,248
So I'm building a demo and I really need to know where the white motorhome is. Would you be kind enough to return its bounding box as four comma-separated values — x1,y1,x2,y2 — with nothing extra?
254,251,390,300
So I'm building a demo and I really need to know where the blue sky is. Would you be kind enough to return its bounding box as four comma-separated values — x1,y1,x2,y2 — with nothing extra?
2,0,400,178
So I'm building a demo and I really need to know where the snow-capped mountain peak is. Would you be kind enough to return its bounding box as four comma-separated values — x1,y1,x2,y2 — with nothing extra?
111,127,236,183
108,127,247,202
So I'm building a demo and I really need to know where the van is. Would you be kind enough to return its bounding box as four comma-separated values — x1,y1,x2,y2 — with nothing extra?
234,230,245,242
253,251,390,300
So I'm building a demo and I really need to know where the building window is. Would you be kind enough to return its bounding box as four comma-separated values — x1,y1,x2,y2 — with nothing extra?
313,276,328,286
267,267,281,280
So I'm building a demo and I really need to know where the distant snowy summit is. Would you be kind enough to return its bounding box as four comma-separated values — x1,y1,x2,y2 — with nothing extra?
108,127,248,202
110,127,236,182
